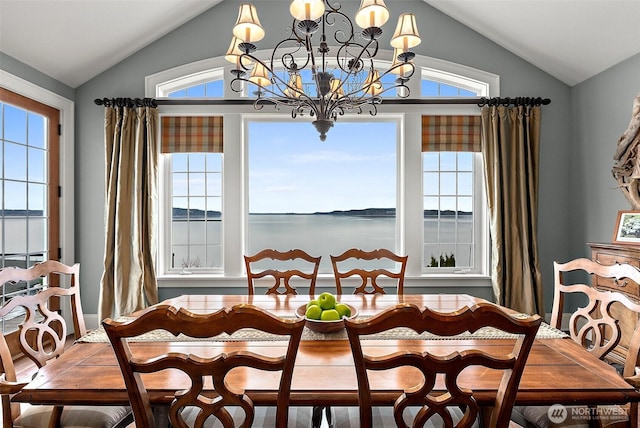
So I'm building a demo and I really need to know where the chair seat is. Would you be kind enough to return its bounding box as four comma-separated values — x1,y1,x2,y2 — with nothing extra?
182,405,314,427
15,404,132,428
330,406,477,428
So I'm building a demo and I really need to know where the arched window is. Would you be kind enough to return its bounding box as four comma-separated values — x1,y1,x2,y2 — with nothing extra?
150,54,496,287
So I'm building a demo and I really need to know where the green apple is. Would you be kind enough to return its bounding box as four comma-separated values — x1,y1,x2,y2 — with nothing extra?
305,304,322,320
317,292,336,310
320,309,340,321
335,303,351,318
306,299,319,309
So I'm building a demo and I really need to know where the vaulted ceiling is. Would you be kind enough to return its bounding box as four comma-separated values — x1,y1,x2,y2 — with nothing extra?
1,0,639,89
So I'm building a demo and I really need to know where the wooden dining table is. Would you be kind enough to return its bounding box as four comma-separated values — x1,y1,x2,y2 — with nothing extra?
13,293,640,410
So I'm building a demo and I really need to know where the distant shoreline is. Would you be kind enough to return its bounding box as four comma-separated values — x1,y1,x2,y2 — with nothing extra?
172,207,471,220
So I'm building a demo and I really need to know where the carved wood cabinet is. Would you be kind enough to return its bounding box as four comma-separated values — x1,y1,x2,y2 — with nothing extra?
589,242,640,298
588,242,640,366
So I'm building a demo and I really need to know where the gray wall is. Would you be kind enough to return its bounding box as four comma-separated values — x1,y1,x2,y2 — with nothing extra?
0,52,75,100
9,1,634,317
571,54,640,255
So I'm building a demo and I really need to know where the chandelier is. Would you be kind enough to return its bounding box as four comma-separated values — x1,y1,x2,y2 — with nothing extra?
226,0,421,141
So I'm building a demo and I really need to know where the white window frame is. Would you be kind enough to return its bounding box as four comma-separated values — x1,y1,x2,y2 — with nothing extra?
147,52,498,290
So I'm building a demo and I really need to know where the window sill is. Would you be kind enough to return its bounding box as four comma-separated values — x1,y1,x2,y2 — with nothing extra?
157,273,491,289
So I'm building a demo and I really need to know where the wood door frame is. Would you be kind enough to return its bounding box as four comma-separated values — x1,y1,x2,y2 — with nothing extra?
0,87,61,355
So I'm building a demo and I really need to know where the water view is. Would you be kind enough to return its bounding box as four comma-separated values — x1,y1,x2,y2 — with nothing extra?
171,209,472,272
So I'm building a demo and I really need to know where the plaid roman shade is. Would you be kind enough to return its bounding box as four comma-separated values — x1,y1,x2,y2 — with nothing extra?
161,116,223,153
422,115,481,152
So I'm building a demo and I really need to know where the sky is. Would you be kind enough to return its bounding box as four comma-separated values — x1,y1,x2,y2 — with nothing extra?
248,120,397,213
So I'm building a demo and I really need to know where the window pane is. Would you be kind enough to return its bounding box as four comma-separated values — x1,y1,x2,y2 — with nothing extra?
28,147,45,183
206,153,222,170
458,173,472,195
172,153,188,172
28,218,46,253
423,152,439,171
440,153,456,171
458,152,473,170
189,153,205,171
4,105,27,144
167,89,187,98
248,120,397,273
421,80,439,97
423,152,477,270
173,174,188,196
28,112,46,149
205,81,224,97
5,142,27,181
186,84,206,97
189,223,206,245
172,222,188,245
423,173,439,195
169,153,223,270
206,173,221,196
28,183,46,213
5,181,26,210
189,196,206,212
5,218,27,254
440,172,456,195
440,84,458,96
188,174,206,196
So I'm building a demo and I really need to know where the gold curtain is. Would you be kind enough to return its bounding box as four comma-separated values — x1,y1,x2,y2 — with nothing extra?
99,106,159,320
481,105,544,316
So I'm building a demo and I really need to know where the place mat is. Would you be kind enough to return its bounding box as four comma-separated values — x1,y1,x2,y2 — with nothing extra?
78,316,567,343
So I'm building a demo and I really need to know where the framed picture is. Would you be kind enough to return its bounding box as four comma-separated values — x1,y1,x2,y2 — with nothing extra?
613,210,640,244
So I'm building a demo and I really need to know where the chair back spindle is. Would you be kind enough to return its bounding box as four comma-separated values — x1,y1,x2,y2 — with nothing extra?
104,304,305,428
345,302,541,428
331,248,407,295
245,249,321,296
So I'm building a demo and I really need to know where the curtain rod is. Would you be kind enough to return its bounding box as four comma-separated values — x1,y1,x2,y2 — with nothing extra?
94,96,551,109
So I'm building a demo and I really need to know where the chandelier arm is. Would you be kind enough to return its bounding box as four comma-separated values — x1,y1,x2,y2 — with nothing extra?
324,6,355,47
384,61,417,81
271,38,310,72
325,95,378,120
254,95,319,118
238,50,311,105
333,39,377,75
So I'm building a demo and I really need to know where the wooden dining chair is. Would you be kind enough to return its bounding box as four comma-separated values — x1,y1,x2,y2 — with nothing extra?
103,303,307,428
330,248,408,294
0,260,132,428
343,302,541,428
244,248,321,295
512,258,640,428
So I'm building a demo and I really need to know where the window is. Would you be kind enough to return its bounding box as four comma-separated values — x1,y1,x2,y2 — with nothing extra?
424,152,476,270
247,120,398,273
0,87,60,332
159,83,225,274
169,153,222,272
151,53,496,283
168,81,223,98
418,74,486,272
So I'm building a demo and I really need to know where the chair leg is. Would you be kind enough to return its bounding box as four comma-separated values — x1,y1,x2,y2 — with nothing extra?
325,405,332,427
312,405,324,428
311,405,333,428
